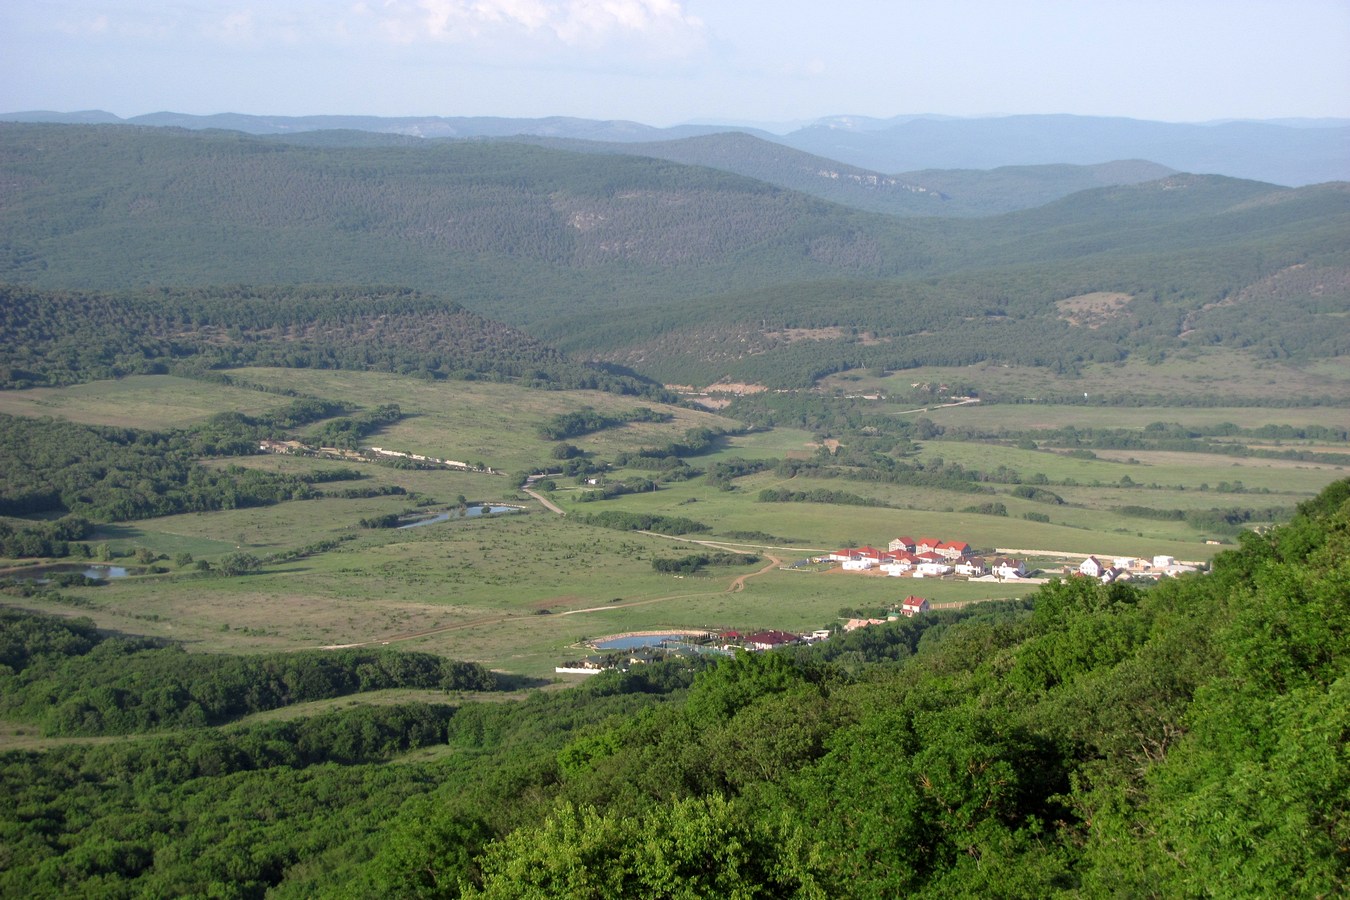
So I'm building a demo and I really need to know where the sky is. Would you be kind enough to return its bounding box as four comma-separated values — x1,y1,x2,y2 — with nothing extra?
2,0,1348,128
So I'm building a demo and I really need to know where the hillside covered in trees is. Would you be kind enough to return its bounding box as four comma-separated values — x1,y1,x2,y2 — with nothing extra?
2,123,1347,388
0,478,1344,896
0,283,665,396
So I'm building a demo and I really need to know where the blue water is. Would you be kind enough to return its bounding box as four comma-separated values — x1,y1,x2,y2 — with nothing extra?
397,505,520,529
592,633,691,650
5,564,130,582
83,566,129,579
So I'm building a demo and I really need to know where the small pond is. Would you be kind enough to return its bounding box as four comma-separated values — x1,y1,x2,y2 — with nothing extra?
397,505,522,529
3,564,132,583
81,565,130,580
592,633,700,651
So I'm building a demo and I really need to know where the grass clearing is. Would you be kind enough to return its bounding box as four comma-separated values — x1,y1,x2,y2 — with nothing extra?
231,367,740,475
0,374,293,428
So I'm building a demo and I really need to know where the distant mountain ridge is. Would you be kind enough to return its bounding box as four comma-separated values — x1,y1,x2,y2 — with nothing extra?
508,132,1177,217
2,109,1345,186
785,114,1350,187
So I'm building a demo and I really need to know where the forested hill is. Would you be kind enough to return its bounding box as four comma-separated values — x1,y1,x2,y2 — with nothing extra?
2,123,1348,388
0,283,665,395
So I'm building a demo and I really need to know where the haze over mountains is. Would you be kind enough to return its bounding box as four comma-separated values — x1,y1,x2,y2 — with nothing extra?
4,109,1347,187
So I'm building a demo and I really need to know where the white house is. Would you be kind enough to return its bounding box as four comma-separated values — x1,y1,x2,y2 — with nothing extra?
990,558,1027,579
955,557,988,577
899,595,931,617
1079,556,1104,578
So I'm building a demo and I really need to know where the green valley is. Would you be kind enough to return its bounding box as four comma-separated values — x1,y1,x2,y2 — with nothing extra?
0,119,1346,897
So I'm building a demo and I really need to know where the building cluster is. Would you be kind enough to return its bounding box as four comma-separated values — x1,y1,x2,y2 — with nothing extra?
823,536,1028,580
1072,554,1199,583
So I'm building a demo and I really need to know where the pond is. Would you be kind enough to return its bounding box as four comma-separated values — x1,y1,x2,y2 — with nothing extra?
397,505,522,529
3,564,132,583
81,565,130,580
592,633,702,651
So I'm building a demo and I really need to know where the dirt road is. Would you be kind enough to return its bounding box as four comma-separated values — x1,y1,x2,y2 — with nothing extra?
523,488,566,515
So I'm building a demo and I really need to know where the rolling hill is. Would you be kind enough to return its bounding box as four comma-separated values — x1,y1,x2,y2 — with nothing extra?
1,122,1347,388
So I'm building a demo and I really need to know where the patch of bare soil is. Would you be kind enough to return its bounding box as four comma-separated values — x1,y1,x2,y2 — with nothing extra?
1055,292,1133,328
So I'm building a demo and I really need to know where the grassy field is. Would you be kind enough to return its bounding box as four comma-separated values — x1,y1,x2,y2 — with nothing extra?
231,367,740,476
914,440,1346,495
820,348,1350,408
4,367,1348,680
0,374,294,427
917,403,1350,432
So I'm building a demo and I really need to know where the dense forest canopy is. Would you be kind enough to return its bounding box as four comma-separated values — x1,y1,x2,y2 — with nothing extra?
0,283,669,396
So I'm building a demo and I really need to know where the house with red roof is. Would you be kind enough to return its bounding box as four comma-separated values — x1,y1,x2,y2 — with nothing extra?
744,630,801,651
899,595,931,617
936,540,972,560
889,536,917,552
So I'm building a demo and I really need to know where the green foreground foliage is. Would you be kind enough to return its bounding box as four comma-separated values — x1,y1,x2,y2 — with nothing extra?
0,479,1346,897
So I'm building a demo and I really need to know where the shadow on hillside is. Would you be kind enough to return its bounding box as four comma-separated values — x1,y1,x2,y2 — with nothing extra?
493,672,553,691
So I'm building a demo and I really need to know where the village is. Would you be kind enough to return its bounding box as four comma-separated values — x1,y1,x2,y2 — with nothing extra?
820,534,1200,584
557,534,1203,676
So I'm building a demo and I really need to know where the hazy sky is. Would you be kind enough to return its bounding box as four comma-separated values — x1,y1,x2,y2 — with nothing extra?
3,0,1348,127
